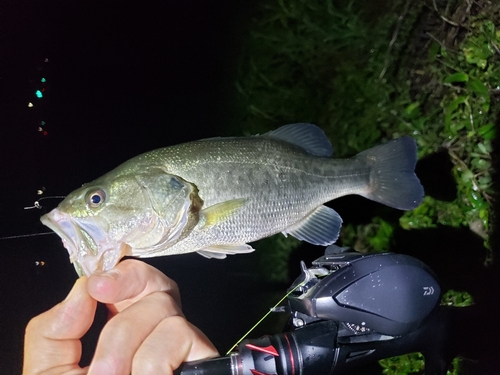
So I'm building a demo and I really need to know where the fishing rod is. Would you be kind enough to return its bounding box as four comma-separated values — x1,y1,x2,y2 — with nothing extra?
175,245,453,375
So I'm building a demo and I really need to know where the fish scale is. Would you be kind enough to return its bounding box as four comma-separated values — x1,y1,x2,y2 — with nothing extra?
41,123,424,276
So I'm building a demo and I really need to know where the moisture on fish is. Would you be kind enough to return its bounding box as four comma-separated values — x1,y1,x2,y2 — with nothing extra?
41,123,424,276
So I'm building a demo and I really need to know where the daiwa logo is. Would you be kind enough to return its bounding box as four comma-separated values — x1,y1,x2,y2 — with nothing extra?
423,286,435,296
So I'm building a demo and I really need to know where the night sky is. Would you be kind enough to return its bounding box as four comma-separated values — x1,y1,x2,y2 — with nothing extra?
0,1,282,373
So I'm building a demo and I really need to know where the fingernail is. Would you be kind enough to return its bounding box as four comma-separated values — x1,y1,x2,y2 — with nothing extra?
95,268,120,280
88,360,113,375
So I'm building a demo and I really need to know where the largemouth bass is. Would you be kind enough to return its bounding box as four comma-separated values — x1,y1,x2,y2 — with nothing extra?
41,123,423,276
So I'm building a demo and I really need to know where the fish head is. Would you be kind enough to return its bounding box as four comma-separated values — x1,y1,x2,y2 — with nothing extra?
41,169,200,276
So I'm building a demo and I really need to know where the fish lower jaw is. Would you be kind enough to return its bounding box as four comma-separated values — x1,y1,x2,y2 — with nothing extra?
100,242,133,272
68,241,132,276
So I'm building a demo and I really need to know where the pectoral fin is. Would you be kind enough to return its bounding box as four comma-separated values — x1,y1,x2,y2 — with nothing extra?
197,244,255,259
282,205,342,246
200,198,247,227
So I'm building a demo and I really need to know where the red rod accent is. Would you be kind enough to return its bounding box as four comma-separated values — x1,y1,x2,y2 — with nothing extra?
250,369,275,375
245,344,279,356
284,334,295,375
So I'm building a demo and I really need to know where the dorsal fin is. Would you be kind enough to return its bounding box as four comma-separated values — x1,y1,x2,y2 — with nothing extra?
264,123,333,157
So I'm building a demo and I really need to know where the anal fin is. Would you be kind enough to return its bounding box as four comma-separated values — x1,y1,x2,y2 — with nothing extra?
282,205,342,246
197,244,255,259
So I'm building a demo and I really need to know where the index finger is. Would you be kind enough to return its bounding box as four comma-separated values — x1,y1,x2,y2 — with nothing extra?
87,259,182,314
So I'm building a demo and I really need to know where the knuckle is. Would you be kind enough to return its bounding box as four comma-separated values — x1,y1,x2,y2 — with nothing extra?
24,316,39,336
166,314,189,328
100,315,134,342
156,314,190,333
150,292,183,316
132,353,170,375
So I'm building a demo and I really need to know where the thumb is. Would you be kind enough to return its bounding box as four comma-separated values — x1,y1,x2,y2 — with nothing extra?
23,277,97,375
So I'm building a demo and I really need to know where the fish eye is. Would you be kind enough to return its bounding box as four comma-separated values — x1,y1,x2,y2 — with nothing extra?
87,189,106,208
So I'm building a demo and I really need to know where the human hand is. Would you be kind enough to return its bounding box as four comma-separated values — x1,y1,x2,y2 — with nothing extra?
23,259,218,375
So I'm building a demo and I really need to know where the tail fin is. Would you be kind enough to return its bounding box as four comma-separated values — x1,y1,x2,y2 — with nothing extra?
357,137,424,210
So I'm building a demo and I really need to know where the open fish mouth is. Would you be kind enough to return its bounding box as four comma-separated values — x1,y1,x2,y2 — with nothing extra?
41,209,127,276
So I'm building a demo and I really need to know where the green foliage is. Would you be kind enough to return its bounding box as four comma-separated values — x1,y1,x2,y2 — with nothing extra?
379,353,426,375
236,0,498,264
341,217,395,253
235,1,497,373
379,354,464,375
400,196,468,229
235,0,374,141
399,9,499,253
441,289,474,307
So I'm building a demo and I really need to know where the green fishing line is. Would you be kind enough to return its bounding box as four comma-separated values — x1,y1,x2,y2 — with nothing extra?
226,281,304,355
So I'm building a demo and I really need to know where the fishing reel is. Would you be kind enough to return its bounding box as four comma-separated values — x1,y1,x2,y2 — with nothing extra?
175,246,453,375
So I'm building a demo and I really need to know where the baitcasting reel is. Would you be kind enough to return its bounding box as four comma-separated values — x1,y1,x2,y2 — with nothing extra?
176,246,451,375
287,245,440,336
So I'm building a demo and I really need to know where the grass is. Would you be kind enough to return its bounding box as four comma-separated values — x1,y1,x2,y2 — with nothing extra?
234,0,498,373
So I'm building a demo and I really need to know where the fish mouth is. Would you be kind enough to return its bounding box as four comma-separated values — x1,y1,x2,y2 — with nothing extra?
41,209,129,276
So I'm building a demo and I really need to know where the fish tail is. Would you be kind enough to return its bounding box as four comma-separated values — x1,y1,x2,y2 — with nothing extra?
357,137,424,210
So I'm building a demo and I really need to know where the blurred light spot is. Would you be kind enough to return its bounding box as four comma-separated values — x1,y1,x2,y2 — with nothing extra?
36,90,43,98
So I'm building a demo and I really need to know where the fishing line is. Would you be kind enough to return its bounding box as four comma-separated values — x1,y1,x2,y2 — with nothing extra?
225,281,305,355
24,196,66,209
0,232,55,240
0,196,65,240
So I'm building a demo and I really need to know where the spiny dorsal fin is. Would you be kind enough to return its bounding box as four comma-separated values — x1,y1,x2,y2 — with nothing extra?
264,123,333,157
